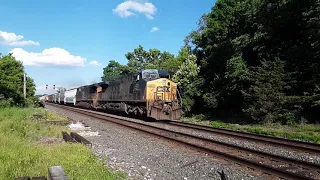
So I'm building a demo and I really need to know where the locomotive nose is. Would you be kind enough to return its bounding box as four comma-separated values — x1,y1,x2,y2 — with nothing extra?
146,78,181,120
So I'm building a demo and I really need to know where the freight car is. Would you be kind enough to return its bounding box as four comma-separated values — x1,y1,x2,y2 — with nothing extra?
39,95,46,102
64,88,77,105
47,94,54,103
75,69,182,120
58,89,66,104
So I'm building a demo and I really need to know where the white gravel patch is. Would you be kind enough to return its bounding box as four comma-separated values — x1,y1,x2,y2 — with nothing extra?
68,121,100,137
46,105,268,180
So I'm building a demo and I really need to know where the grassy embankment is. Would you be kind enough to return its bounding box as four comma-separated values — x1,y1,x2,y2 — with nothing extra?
182,115,320,144
0,107,126,180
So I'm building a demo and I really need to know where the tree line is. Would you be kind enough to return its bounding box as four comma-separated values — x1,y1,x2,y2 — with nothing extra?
101,0,320,124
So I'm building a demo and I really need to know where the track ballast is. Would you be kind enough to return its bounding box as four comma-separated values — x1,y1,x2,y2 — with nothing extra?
48,103,320,180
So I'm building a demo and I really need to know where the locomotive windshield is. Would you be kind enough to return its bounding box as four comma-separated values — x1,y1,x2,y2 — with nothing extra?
142,70,159,80
158,69,170,78
139,69,170,80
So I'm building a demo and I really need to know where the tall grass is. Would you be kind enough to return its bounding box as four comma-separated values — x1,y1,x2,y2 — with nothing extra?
0,107,125,180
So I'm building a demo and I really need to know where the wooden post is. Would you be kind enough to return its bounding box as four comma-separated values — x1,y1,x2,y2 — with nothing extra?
48,166,68,180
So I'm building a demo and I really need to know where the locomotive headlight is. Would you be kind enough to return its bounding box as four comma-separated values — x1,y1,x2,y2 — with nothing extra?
162,80,166,86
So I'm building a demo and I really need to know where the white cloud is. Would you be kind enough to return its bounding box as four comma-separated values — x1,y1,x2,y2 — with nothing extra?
150,27,159,32
0,30,40,46
9,48,86,67
113,0,157,19
89,60,102,66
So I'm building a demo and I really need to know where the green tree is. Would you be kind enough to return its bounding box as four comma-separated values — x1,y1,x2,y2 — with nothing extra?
125,45,180,74
164,47,190,75
125,45,150,71
186,0,320,123
0,53,36,107
173,48,200,113
186,0,261,119
101,60,135,81
242,58,286,124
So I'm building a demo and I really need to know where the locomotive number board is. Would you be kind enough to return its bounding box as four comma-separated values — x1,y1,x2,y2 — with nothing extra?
157,86,170,92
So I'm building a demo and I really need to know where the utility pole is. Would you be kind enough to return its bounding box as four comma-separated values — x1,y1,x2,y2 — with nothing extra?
23,73,26,99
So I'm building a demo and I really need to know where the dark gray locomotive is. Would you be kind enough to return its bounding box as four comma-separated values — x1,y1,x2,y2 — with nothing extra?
75,69,182,120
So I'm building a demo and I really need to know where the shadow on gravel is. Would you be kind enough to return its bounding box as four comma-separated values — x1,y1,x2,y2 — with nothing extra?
141,117,172,123
153,119,172,123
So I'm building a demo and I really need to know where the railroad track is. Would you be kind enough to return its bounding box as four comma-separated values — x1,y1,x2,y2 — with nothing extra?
48,103,320,180
166,121,320,153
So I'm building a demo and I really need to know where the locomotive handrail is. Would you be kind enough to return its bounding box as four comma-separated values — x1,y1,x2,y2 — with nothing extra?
177,86,183,110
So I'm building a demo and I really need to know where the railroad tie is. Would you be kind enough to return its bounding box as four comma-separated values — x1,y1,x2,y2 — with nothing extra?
61,131,77,143
70,132,92,147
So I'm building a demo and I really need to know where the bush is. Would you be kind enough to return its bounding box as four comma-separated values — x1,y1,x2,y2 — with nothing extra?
192,114,207,121
278,112,296,125
24,97,45,108
0,98,13,108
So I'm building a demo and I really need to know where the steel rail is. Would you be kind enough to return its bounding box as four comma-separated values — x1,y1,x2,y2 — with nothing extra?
166,121,320,153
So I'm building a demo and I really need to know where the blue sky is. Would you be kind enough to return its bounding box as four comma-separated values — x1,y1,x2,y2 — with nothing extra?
0,0,215,95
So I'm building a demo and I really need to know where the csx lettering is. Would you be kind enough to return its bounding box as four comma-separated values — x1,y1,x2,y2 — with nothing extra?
157,86,170,92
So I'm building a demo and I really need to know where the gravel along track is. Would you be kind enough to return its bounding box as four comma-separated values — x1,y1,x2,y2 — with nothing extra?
47,104,320,179
51,103,320,165
48,103,320,166
74,108,320,165
46,105,269,180
151,121,320,165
